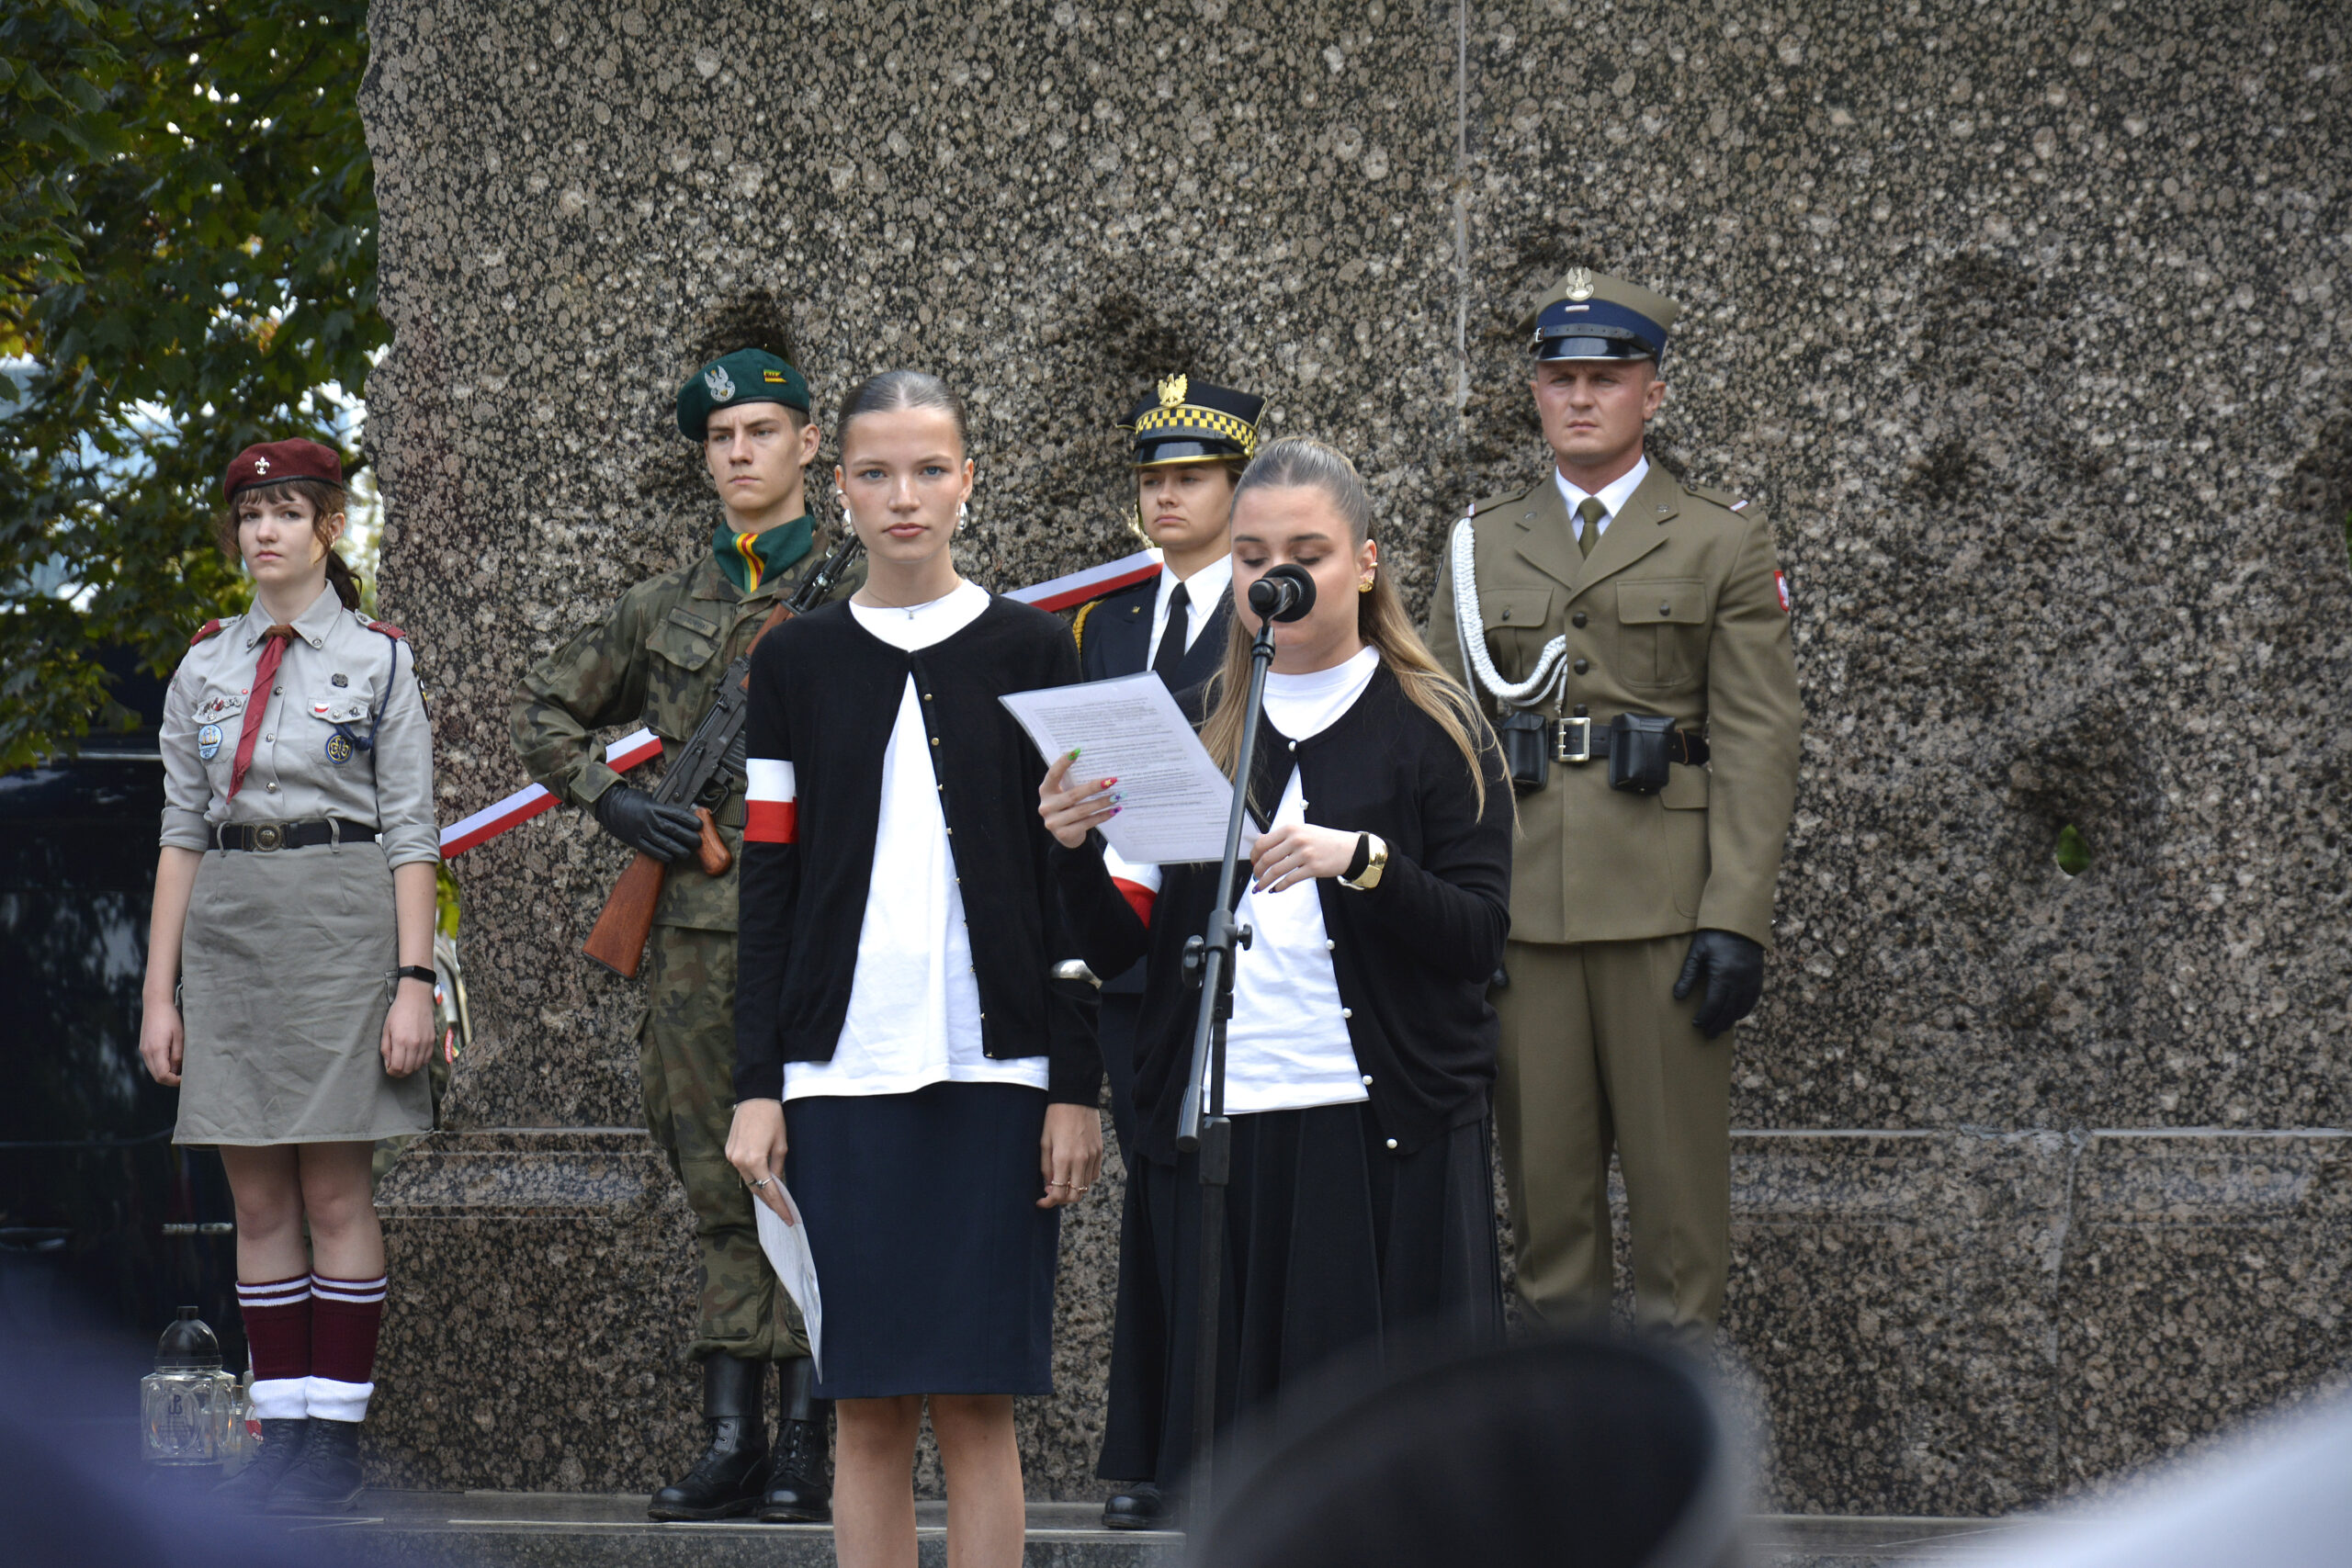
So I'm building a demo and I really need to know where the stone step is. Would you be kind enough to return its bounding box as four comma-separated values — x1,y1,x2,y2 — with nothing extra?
284,1494,2023,1567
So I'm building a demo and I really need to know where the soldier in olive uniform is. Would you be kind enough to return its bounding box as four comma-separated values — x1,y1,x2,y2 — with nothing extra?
1426,272,1802,1345
512,349,861,1520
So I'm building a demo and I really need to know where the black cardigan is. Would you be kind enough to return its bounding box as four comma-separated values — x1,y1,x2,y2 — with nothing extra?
1050,663,1512,1165
732,593,1102,1107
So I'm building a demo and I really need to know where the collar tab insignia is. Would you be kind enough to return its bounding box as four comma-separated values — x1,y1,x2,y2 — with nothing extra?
1158,373,1188,408
706,365,736,400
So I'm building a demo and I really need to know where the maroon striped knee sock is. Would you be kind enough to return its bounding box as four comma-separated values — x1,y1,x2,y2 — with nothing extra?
307,1271,387,1423
236,1274,311,1420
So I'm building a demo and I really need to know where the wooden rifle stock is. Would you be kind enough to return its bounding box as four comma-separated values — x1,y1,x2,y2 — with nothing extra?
582,851,667,978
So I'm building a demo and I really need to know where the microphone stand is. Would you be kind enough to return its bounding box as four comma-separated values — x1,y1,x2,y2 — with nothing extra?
1175,612,1279,1537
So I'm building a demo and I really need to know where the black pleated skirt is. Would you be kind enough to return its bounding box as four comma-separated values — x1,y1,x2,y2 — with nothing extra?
785,1080,1058,1400
1097,1101,1503,1486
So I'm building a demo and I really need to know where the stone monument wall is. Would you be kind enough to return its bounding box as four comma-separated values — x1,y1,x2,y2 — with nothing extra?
358,0,2352,1512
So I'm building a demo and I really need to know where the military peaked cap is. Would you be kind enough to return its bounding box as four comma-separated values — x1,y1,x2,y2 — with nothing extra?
1521,268,1682,366
676,347,812,438
223,438,345,500
1119,375,1265,466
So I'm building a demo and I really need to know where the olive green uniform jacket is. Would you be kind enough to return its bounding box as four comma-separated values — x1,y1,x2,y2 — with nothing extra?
1425,464,1801,951
510,541,863,932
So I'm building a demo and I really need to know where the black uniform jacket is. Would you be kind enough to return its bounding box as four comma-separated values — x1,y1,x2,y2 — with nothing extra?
733,594,1102,1108
1076,570,1234,692
1050,665,1514,1166
1077,568,1234,997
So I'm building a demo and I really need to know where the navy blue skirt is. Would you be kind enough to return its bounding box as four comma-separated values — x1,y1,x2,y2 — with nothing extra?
785,1080,1058,1399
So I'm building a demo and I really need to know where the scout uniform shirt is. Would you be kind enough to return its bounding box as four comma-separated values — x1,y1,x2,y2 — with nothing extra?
1424,463,1803,950
161,586,440,869
510,533,863,932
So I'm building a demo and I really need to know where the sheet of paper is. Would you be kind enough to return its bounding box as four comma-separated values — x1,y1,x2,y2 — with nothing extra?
1001,673,1251,864
752,1184,823,1382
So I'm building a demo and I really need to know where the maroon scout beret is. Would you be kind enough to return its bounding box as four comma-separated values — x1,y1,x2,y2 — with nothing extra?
222,438,346,500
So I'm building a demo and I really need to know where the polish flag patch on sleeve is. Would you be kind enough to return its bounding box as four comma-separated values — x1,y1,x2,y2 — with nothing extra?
1102,843,1163,927
1774,570,1792,615
745,758,797,843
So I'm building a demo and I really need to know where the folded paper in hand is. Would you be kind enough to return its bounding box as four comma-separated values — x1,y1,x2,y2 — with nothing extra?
1001,672,1252,864
752,1183,823,1381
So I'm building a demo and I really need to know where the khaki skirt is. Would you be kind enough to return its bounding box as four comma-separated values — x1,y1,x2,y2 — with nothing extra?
174,840,433,1145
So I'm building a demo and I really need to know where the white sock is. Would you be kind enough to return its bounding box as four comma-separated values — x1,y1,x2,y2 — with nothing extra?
249,1377,309,1421
303,1375,374,1423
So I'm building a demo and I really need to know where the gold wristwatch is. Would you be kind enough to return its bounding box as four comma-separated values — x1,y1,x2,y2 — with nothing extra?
1340,833,1389,891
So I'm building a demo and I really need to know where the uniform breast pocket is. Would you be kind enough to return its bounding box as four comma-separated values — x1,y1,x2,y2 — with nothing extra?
645,608,722,737
308,680,375,728
1614,579,1708,691
1480,588,1556,674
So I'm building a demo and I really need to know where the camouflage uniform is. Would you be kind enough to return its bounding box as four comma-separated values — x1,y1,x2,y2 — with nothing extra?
513,537,861,1364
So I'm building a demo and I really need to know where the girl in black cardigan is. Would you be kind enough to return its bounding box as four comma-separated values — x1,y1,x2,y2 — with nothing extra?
729,371,1102,1568
1041,437,1512,1524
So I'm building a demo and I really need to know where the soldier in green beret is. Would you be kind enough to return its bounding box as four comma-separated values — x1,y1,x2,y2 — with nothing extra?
1427,270,1803,1349
512,347,862,1520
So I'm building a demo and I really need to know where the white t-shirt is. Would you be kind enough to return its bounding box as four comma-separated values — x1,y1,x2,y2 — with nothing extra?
1102,645,1382,1116
1555,455,1649,547
784,581,1049,1100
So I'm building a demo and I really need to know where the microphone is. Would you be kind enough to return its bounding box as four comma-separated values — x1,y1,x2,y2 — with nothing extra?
1248,563,1317,623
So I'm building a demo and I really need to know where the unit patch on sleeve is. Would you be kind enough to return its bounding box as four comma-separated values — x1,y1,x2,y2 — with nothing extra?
1774,570,1792,614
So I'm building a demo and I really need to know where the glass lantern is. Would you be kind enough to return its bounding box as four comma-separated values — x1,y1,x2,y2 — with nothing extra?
140,1306,237,1466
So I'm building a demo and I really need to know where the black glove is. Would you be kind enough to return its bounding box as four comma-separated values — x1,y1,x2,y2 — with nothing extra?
591,785,702,863
1672,929,1764,1040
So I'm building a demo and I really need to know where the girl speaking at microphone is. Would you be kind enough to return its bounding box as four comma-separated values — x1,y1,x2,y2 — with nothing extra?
727,371,1102,1568
141,440,440,1514
1040,436,1514,1525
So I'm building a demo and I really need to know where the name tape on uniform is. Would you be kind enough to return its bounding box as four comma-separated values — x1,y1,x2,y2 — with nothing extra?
435,549,1163,859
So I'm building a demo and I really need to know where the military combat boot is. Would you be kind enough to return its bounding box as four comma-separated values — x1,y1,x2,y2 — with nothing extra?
648,1355,769,1521
757,1357,832,1523
213,1416,309,1509
266,1418,364,1514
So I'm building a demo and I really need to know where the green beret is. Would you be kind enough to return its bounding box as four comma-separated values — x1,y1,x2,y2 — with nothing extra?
676,348,811,438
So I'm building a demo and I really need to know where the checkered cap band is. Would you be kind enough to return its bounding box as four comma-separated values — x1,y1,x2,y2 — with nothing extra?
1132,403,1258,456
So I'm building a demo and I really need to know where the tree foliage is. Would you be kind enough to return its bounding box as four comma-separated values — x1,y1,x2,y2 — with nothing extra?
1,0,379,769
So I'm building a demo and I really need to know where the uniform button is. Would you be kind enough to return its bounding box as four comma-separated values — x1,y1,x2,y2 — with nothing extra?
1287,740,1296,751
1324,939,1335,952
1500,607,1511,621
263,734,272,742
1571,612,1588,629
265,783,277,793
1573,658,1589,675
1658,603,1672,617
273,684,284,694
1340,1007,1352,1020
1361,1074,1373,1086
930,737,940,746
945,827,953,835
1385,1138,1398,1150
924,693,933,701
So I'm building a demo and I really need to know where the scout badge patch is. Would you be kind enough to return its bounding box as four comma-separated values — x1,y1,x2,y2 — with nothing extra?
198,723,223,760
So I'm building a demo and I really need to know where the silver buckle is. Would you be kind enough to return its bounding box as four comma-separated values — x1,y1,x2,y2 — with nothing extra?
1555,716,1592,765
253,823,283,852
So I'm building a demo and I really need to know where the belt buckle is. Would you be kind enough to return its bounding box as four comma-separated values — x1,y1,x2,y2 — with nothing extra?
1555,715,1592,765
253,823,283,852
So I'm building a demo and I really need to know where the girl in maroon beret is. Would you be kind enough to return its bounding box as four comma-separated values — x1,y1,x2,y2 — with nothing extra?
139,439,441,1514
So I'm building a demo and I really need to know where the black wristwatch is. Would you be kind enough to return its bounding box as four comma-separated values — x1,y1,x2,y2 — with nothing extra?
395,964,437,988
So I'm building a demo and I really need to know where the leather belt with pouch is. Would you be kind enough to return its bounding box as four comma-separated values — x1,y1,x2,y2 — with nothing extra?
1498,707,1709,796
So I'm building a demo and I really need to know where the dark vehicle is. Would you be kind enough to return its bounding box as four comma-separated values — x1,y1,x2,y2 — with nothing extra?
1,650,464,1426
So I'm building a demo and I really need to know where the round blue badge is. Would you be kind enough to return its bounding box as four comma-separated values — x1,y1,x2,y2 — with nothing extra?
324,733,355,766
197,723,223,760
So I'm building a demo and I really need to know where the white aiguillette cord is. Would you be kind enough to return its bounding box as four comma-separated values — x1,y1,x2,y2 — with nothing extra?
1449,513,1569,713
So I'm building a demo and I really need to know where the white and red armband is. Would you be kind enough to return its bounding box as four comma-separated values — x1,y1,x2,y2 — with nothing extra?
745,758,797,844
1102,843,1162,928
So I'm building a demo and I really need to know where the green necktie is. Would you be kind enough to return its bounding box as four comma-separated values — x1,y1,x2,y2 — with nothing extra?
1576,496,1607,558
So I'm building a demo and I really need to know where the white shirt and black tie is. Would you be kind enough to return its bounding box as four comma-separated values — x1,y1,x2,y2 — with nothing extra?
1147,552,1232,681
1555,456,1650,559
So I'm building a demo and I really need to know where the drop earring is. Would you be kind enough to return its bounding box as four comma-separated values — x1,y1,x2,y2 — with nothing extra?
956,500,969,532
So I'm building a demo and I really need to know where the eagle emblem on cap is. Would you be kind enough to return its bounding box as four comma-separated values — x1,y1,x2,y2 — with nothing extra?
705,365,736,400
254,457,272,474
1565,267,1595,302
1158,373,1188,408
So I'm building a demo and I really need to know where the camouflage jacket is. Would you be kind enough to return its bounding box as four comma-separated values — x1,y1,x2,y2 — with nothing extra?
511,536,863,931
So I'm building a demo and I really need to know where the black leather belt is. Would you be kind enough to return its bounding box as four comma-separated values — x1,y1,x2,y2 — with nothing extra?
1547,716,1709,767
213,818,379,852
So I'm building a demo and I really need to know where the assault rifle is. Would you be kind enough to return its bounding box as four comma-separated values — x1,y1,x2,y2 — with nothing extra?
582,533,863,977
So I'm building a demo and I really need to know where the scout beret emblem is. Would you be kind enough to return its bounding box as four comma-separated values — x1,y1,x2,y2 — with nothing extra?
324,733,355,765
706,365,736,401
1564,267,1595,301
332,672,349,686
254,456,273,474
1158,373,1188,408
197,723,223,760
